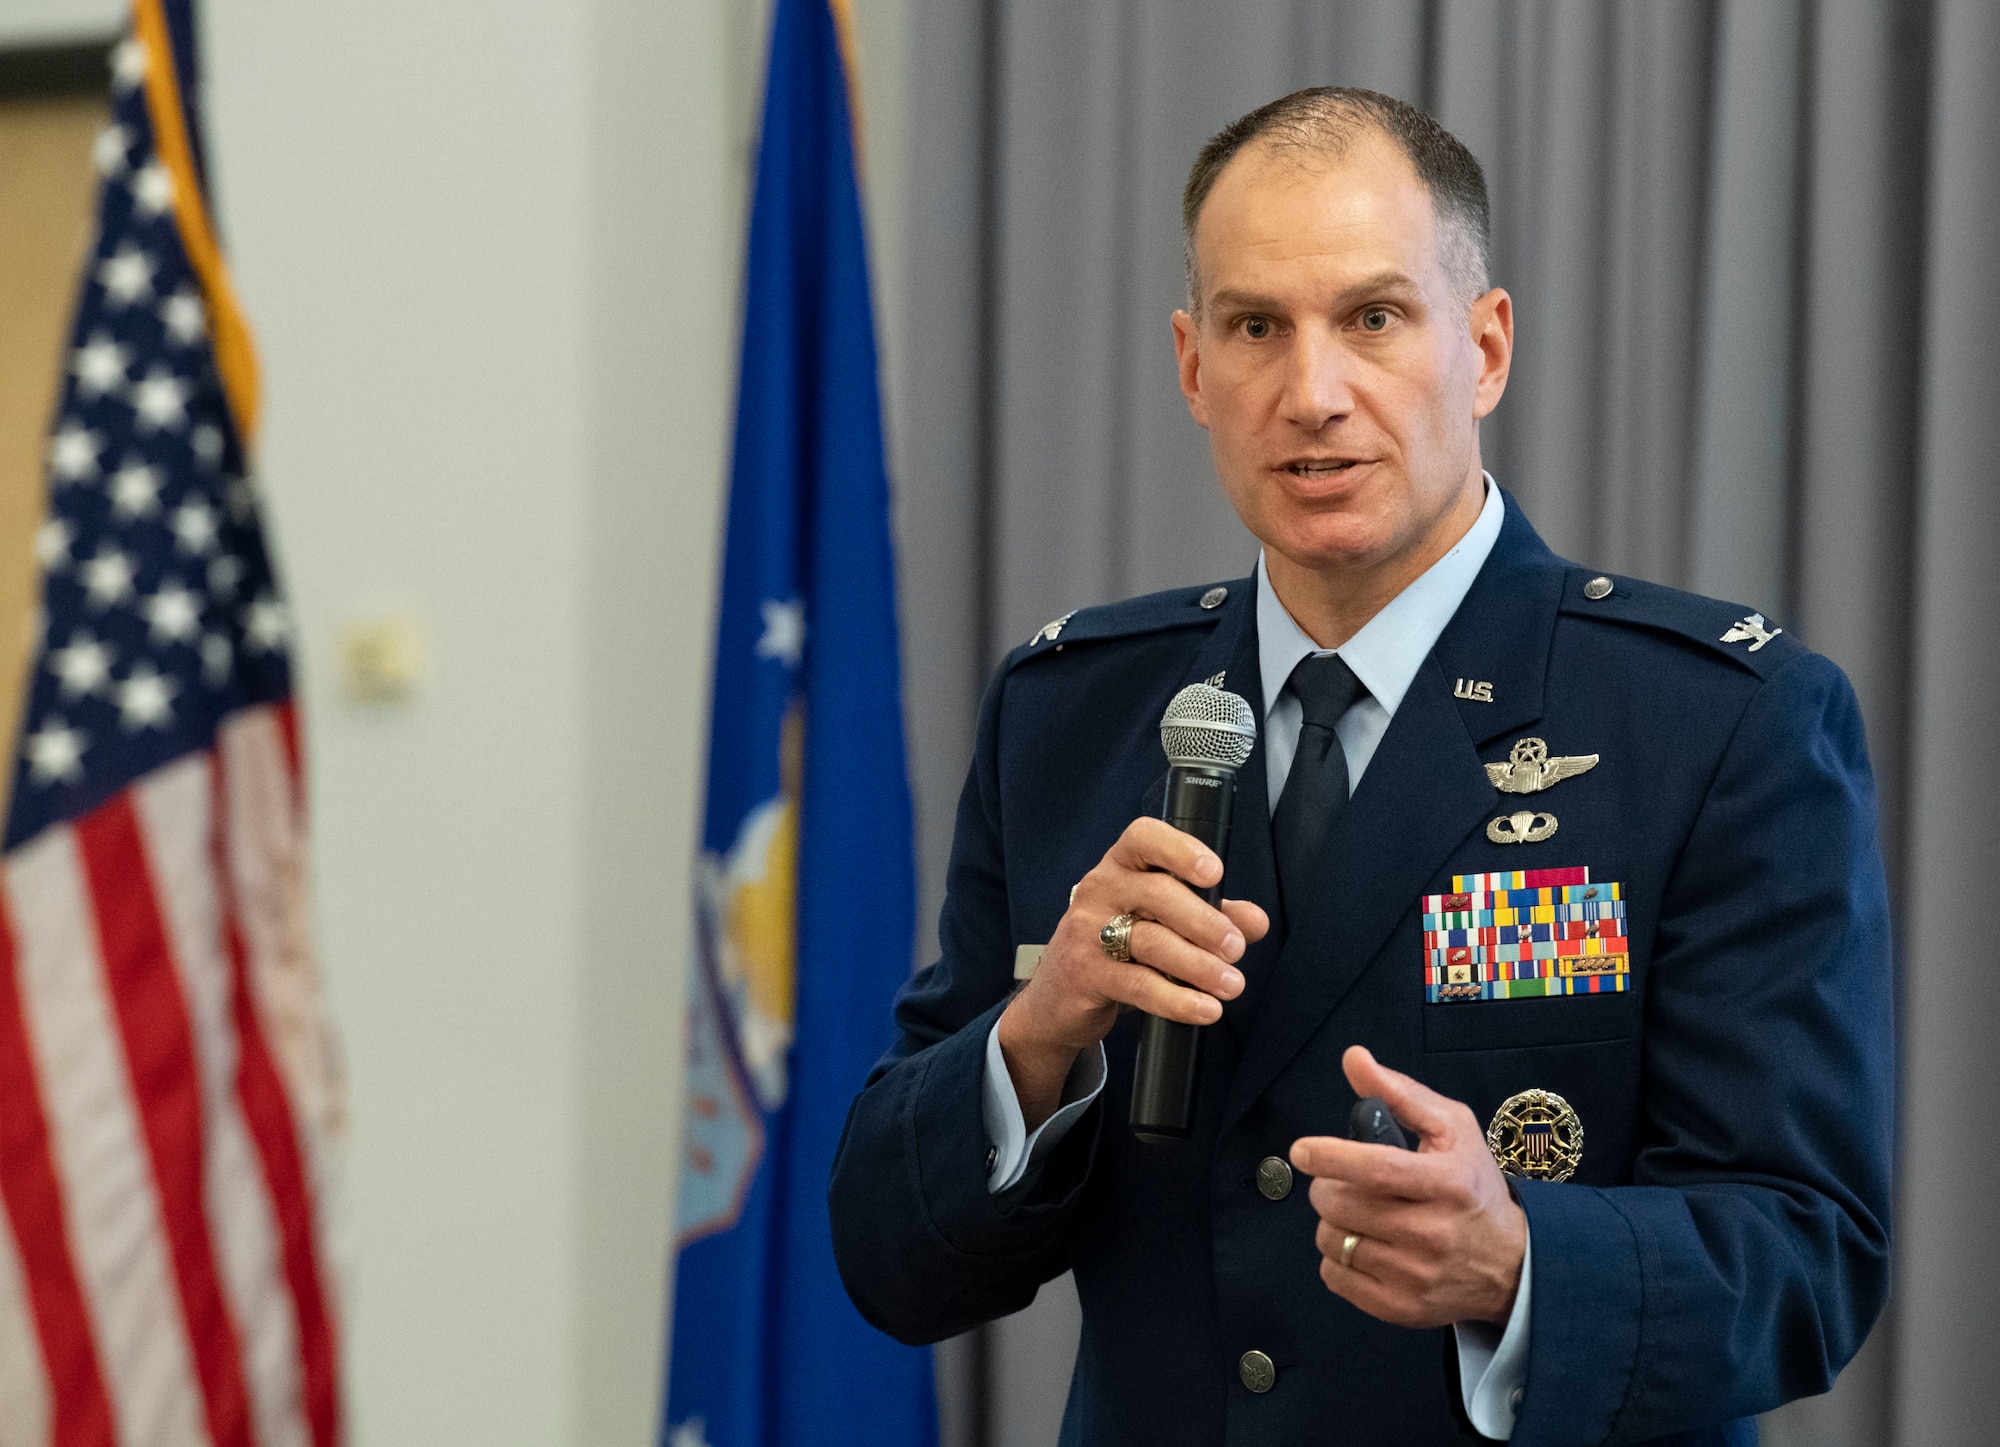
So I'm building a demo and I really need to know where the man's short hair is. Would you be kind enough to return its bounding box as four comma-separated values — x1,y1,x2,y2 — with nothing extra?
1181,87,1491,313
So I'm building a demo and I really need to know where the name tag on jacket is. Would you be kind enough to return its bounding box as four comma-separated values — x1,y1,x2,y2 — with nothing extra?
1423,868,1629,1002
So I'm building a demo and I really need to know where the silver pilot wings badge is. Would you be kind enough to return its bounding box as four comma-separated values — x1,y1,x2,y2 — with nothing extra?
1485,737,1600,795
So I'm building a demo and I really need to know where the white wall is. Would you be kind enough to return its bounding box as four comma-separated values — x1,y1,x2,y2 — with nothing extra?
196,0,737,1441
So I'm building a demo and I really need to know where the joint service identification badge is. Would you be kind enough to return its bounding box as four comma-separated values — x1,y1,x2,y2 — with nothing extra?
1486,1088,1584,1181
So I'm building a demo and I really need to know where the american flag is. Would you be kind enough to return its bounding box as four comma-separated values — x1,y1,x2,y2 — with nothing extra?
0,6,343,1445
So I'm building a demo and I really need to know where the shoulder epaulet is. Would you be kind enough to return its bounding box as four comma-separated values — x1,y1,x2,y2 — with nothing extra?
1557,569,1806,677
1007,579,1243,671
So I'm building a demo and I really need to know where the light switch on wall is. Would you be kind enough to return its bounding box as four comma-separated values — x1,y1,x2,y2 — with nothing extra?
339,616,427,703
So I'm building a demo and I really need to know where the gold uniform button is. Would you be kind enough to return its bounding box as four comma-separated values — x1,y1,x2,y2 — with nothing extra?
1238,1350,1276,1393
1254,1156,1293,1200
1583,575,1613,600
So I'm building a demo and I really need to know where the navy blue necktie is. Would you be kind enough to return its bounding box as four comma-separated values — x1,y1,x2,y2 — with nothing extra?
1272,653,1367,915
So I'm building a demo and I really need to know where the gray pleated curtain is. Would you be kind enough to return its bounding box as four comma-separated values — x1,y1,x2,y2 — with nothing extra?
883,2,2000,1443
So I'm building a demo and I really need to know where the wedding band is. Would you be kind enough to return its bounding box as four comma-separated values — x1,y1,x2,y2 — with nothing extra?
1099,912,1137,962
1340,1232,1362,1269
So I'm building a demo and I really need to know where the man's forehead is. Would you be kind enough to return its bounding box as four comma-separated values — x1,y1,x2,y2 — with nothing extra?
1202,133,1431,239
1195,136,1439,293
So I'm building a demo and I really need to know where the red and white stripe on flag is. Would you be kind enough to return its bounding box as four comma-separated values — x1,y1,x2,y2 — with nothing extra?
0,704,342,1446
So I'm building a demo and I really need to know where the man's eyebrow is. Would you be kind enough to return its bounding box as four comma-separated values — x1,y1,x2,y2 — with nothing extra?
1340,271,1425,303
1206,272,1426,313
1206,288,1282,313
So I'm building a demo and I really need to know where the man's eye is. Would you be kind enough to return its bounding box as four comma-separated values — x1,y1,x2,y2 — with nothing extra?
1360,308,1391,332
1242,316,1272,340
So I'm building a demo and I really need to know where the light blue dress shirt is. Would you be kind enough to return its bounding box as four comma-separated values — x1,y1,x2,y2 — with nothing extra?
980,478,1529,1437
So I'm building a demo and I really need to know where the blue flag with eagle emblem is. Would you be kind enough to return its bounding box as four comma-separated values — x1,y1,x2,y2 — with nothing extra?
661,0,934,1443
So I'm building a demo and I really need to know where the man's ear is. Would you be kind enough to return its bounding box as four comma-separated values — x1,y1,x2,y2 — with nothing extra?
1172,309,1210,428
1469,288,1513,422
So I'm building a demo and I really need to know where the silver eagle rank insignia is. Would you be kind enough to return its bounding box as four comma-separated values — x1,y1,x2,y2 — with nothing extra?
1030,610,1076,646
1720,612,1783,652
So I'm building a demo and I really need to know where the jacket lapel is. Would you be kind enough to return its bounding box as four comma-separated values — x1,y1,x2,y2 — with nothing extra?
1432,497,1567,750
1217,495,1570,1137
1174,578,1257,698
1134,578,1261,816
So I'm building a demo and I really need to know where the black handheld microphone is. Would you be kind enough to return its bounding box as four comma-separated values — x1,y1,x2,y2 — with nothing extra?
1131,683,1258,1143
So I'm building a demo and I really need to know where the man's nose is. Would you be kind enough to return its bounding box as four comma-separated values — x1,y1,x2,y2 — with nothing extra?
1278,328,1355,432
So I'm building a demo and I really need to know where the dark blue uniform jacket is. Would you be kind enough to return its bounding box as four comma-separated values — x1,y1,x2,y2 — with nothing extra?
830,496,1892,1446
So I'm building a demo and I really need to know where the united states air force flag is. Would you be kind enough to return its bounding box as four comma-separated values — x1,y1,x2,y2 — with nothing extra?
663,0,934,1444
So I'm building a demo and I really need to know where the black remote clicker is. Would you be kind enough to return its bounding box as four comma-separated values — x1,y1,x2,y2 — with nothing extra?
1348,1095,1412,1150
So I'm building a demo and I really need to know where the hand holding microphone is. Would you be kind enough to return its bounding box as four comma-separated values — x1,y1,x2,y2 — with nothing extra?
1130,684,1261,1139
994,685,1269,1135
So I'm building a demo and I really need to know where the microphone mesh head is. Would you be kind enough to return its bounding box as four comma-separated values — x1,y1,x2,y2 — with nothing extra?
1160,683,1257,769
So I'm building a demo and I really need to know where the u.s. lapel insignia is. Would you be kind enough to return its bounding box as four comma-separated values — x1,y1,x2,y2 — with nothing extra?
1486,737,1599,794
1486,1088,1583,1182
1030,610,1076,646
1720,612,1782,651
1487,810,1557,844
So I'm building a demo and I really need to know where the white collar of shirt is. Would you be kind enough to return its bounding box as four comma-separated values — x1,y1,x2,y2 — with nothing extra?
1257,474,1506,722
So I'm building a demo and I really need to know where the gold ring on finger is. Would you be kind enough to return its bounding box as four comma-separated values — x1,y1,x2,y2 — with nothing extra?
1099,912,1137,962
1340,1231,1363,1270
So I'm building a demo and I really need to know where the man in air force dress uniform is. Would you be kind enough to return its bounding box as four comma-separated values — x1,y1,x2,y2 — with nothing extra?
828,89,1891,1446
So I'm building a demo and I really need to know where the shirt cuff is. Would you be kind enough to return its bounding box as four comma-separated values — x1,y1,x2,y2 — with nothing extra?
1453,1221,1533,1439
980,1021,1108,1193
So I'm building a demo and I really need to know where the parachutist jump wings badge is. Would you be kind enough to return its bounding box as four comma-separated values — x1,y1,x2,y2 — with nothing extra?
1486,737,1599,795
